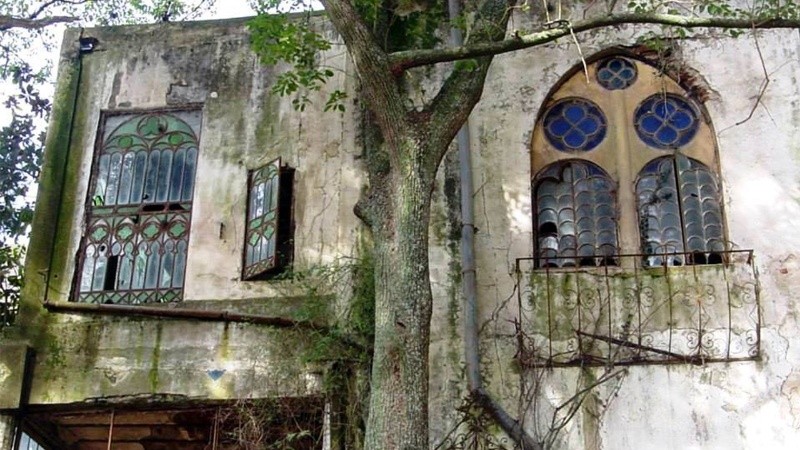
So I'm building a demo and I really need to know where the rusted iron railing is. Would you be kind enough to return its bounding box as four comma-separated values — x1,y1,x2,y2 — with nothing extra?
515,250,759,367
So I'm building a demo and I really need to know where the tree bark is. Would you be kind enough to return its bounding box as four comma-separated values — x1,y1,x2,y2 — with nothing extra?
365,142,435,448
318,0,515,447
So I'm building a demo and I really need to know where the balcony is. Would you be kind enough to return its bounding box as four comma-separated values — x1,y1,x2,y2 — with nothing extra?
514,250,760,367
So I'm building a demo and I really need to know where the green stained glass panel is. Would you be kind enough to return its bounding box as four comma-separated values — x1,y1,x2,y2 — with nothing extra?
117,224,134,240
243,158,283,279
91,227,108,241
169,221,187,238
79,110,201,304
142,222,160,239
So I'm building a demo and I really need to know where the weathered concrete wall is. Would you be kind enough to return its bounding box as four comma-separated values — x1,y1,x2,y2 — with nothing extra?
44,18,362,305
1,17,364,409
463,10,800,449
3,8,800,450
0,415,13,450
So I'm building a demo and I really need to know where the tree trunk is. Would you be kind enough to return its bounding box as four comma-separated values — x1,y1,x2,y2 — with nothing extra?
363,137,436,450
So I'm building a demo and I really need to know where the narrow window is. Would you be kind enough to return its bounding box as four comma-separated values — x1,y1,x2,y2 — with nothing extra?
534,161,618,267
636,155,724,266
77,111,200,304
243,158,294,279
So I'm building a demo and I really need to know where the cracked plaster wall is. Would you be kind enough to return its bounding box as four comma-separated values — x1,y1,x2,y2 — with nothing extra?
463,11,800,450
3,10,800,450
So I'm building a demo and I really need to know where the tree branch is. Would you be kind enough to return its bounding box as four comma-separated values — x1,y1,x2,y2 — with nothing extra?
390,13,800,71
0,14,77,31
424,0,514,161
28,0,90,20
319,0,410,153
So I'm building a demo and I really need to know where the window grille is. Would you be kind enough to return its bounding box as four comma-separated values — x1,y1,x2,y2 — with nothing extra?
76,111,200,304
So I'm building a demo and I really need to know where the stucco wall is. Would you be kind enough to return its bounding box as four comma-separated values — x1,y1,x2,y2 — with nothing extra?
464,13,800,449
2,9,800,450
1,17,365,411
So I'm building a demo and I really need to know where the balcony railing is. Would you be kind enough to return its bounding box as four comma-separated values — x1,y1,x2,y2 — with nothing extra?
514,250,760,367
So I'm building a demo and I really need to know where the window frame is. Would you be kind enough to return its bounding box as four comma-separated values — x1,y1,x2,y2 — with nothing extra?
530,53,728,268
73,107,202,304
242,158,295,280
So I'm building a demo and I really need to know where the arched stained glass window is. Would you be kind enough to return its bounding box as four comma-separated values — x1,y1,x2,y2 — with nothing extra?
637,156,724,266
77,110,201,304
534,161,618,267
531,54,725,268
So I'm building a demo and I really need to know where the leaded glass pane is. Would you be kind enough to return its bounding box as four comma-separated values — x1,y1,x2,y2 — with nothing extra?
596,57,637,90
244,158,282,279
634,94,700,149
637,156,724,267
78,111,200,304
534,161,618,267
542,99,607,152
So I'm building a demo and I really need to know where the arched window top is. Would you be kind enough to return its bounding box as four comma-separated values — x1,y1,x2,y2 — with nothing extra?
534,158,612,183
530,53,725,265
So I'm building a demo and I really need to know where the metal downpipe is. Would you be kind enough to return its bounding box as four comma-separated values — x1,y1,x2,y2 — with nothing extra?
447,1,539,449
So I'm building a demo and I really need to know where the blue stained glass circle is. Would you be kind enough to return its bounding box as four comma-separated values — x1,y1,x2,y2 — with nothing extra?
596,57,637,90
543,99,607,152
634,94,700,149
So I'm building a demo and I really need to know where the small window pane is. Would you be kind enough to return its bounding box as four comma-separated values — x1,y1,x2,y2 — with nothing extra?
534,161,618,267
637,156,724,266
244,158,283,279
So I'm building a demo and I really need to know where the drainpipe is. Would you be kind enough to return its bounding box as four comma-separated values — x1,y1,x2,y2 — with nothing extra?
447,3,539,449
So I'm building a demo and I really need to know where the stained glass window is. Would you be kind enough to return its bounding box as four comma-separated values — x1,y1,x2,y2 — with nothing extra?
532,55,725,268
636,156,724,267
634,94,700,149
596,57,637,90
77,111,200,304
543,99,607,152
534,161,618,267
243,158,293,279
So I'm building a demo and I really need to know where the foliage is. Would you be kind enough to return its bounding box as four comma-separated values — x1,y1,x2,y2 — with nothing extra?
220,398,324,449
0,62,45,240
0,245,23,328
248,0,447,111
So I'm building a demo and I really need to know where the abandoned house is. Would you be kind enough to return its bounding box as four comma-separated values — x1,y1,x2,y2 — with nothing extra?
1,9,800,450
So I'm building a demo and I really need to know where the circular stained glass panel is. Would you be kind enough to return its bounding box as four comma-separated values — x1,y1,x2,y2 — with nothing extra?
634,94,699,149
596,57,637,90
543,99,607,152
